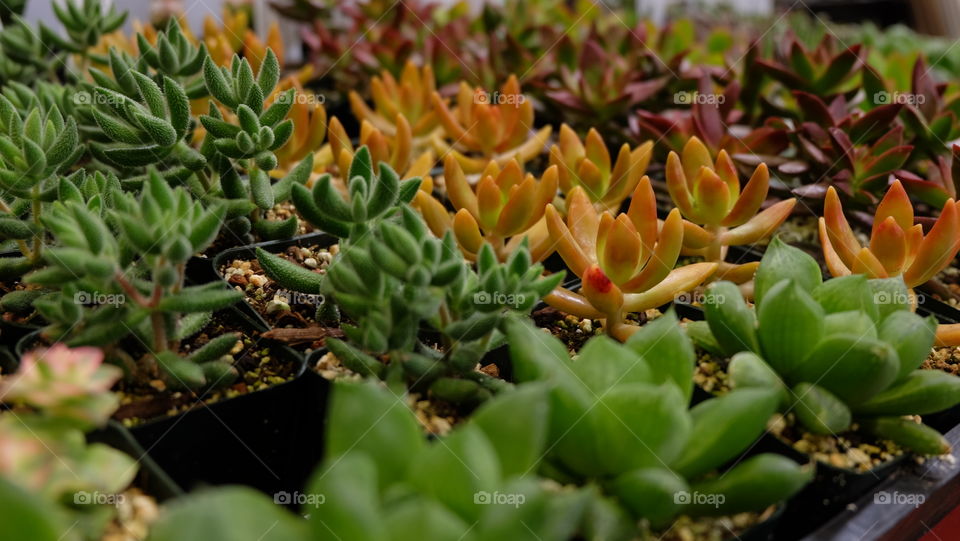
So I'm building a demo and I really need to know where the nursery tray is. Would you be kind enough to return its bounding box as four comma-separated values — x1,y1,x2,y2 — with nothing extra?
87,420,183,502
801,421,960,540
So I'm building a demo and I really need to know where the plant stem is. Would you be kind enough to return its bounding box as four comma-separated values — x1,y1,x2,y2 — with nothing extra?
29,189,42,264
705,224,725,263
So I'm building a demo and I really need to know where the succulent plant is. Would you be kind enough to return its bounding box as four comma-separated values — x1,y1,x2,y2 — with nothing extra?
424,155,556,262
85,59,201,174
288,146,422,240
666,137,796,286
326,114,434,183
898,144,960,208
864,56,960,160
533,23,670,141
116,18,210,96
149,379,611,541
699,238,960,455
544,179,717,340
0,97,81,273
348,61,441,145
257,202,561,404
40,0,127,75
819,180,959,289
506,314,812,527
754,34,862,102
270,79,327,178
549,124,653,213
786,95,910,201
200,50,319,240
431,75,551,174
26,170,242,390
0,18,57,86
0,342,136,540
0,344,121,428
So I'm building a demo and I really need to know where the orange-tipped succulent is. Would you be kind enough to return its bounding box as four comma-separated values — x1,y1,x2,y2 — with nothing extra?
349,61,441,145
327,114,436,185
270,78,328,177
549,124,653,212
667,137,796,285
544,178,718,340
421,155,557,262
820,180,960,288
431,75,551,174
820,181,960,346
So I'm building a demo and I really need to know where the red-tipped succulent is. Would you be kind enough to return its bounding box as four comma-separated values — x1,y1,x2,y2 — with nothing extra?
543,177,717,340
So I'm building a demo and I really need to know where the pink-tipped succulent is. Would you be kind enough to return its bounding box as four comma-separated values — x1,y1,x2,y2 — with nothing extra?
820,181,960,288
420,155,558,262
430,75,552,174
544,178,717,340
0,344,121,428
549,124,653,213
666,137,796,284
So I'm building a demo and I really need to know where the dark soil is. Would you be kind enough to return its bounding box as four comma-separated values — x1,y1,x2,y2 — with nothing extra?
694,347,907,472
108,314,300,426
531,305,659,353
220,242,340,349
651,506,778,541
205,201,320,255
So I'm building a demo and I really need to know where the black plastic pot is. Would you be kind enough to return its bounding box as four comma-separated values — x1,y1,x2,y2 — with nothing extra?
202,231,337,286
0,250,43,348
16,301,330,498
771,435,907,540
212,231,338,283
128,367,330,499
736,504,786,541
87,420,183,502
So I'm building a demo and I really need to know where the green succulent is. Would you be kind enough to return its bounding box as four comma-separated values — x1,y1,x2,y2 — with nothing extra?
85,66,201,173
290,145,422,240
121,18,208,95
506,313,812,528
146,380,624,541
0,18,56,85
200,49,316,240
696,237,960,455
0,97,81,273
257,200,562,404
39,0,126,61
25,169,241,390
